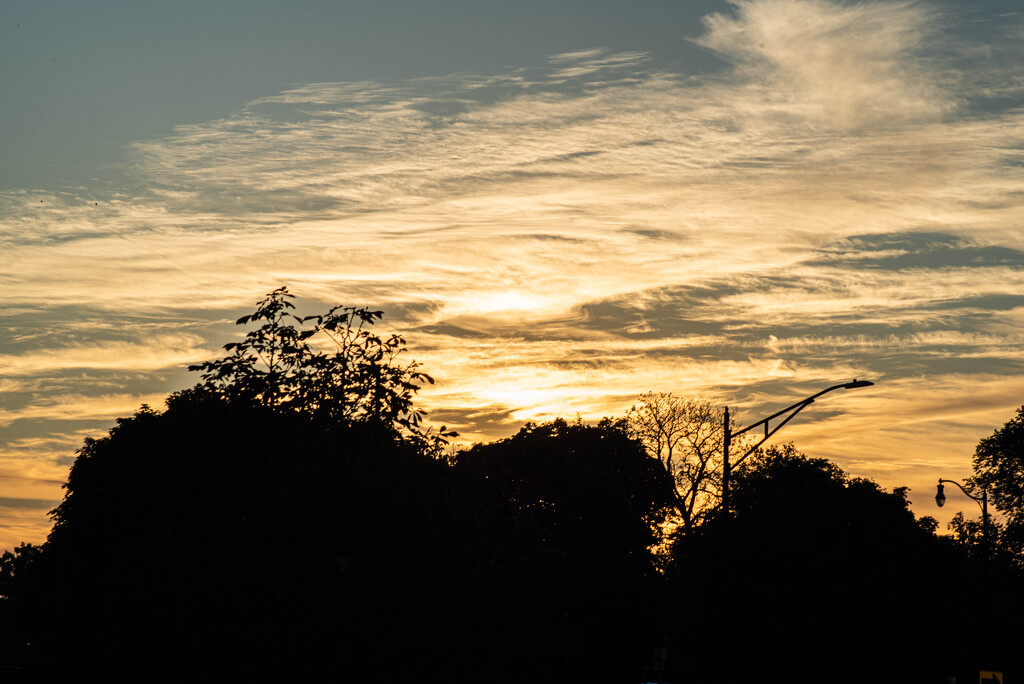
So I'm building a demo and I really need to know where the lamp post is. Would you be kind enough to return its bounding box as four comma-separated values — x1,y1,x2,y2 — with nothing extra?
935,478,993,680
715,380,873,682
935,478,990,582
720,379,874,519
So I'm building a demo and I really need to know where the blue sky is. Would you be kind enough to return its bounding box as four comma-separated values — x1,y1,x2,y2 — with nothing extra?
2,0,727,189
2,0,1023,550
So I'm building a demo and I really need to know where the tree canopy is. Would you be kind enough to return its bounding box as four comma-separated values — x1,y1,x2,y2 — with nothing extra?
8,289,468,676
188,286,453,449
968,404,1024,563
450,418,677,682
3,290,674,681
5,289,1022,681
665,443,976,684
626,393,735,533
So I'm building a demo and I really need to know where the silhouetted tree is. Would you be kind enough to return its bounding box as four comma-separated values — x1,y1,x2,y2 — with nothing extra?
11,289,467,678
944,407,1024,679
30,390,469,676
0,542,43,669
453,418,677,682
968,405,1024,564
5,290,683,681
189,286,454,451
627,393,743,533
0,543,41,603
665,444,972,684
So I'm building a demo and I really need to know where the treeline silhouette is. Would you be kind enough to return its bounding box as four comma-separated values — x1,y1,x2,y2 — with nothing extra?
1,289,1021,682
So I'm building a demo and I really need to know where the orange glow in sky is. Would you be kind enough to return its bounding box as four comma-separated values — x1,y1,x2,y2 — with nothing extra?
2,0,1023,551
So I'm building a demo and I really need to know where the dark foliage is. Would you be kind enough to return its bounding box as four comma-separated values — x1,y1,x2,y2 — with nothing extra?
452,418,678,682
969,404,1024,564
25,394,463,677
0,543,43,671
0,543,41,603
0,289,471,678
14,403,676,680
9,288,1021,680
188,286,454,452
664,444,985,684
1,289,677,681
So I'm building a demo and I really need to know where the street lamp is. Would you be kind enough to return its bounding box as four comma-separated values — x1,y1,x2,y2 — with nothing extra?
936,478,990,570
935,478,993,679
721,379,873,518
714,379,873,679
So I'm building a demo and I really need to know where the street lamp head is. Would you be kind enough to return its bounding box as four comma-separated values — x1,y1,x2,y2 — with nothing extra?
935,482,946,508
843,379,874,389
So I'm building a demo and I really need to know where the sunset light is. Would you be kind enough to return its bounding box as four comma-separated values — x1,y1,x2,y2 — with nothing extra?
3,0,1024,678
3,0,1023,572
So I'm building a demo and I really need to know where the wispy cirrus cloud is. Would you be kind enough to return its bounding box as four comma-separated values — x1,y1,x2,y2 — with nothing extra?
696,0,953,130
0,335,209,376
1,0,1023,547
0,393,169,429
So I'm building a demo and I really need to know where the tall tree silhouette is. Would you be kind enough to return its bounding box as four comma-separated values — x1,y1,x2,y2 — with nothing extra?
627,393,742,533
968,404,1024,565
5,290,683,682
17,289,463,678
453,418,677,683
665,444,971,684
189,286,453,449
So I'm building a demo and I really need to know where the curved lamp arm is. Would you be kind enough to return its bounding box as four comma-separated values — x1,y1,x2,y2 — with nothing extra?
935,478,985,512
935,477,991,589
730,380,873,468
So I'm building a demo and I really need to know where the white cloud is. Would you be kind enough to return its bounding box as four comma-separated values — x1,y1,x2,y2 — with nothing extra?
696,0,952,131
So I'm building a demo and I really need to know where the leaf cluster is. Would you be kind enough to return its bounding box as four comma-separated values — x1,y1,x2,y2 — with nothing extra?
0,543,41,602
967,404,1024,563
665,443,971,683
187,287,455,450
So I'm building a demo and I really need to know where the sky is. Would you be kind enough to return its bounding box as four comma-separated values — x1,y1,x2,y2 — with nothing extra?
2,0,1023,552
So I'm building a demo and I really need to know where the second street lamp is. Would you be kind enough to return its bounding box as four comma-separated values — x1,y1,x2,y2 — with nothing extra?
935,478,994,677
936,478,991,584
